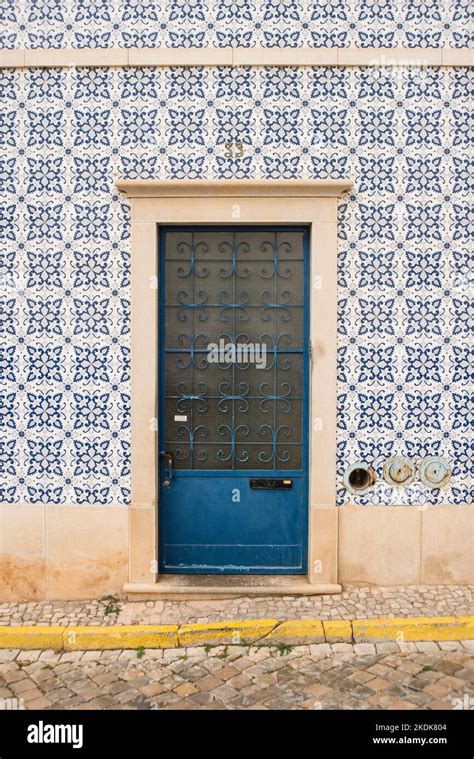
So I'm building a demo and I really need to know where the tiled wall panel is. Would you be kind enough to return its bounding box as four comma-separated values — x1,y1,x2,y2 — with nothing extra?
0,63,472,505
0,0,472,49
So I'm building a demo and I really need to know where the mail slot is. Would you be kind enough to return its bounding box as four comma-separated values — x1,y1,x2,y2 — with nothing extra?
250,479,293,490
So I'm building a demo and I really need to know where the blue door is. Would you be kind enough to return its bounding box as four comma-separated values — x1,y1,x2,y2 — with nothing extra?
158,226,309,574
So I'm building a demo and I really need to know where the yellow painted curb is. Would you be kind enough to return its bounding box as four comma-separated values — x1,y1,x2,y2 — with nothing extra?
353,615,474,642
0,626,64,650
266,620,324,644
178,619,278,647
323,620,352,642
0,616,472,650
63,625,179,650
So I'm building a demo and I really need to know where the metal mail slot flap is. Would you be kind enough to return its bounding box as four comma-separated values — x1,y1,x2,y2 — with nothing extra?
250,479,293,490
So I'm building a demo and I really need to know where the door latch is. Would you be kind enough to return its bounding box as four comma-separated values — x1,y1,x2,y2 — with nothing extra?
159,451,173,487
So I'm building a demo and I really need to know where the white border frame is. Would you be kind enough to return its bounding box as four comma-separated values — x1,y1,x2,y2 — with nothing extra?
1,47,472,68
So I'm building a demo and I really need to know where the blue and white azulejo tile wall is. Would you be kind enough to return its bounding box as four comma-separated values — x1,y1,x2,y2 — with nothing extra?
0,1,472,507
0,0,472,49
0,64,472,506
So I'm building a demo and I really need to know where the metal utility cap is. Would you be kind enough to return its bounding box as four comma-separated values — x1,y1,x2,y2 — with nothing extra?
419,456,451,489
383,455,416,487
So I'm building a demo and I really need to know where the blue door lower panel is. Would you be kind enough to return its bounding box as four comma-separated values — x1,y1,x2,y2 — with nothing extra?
159,473,306,573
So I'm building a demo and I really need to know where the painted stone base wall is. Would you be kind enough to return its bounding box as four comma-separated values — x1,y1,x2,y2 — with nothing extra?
0,503,472,601
338,506,474,586
0,504,128,601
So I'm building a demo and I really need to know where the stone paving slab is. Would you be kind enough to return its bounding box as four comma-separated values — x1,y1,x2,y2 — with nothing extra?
0,642,472,711
1,585,472,628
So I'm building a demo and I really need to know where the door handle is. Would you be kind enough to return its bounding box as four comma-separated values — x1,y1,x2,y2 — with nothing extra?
159,451,173,487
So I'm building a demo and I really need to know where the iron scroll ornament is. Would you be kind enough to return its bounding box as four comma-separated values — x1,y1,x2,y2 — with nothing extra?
163,229,305,470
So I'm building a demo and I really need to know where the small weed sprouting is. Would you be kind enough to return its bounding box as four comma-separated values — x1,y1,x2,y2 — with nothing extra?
274,643,293,656
136,646,145,659
98,594,121,616
256,642,293,656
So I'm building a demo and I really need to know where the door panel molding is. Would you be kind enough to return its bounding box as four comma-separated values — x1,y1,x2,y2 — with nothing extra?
117,179,353,588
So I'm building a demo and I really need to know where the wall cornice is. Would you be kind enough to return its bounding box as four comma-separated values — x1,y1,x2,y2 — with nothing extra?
116,178,354,199
0,46,472,69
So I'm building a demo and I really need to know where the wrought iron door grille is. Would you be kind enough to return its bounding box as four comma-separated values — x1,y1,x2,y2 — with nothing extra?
161,227,306,471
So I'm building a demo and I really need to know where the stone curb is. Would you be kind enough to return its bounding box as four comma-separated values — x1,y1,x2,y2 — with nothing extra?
177,619,277,647
0,615,472,650
352,615,474,642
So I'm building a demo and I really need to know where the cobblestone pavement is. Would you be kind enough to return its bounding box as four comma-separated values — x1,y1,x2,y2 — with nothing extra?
0,642,473,711
1,586,472,627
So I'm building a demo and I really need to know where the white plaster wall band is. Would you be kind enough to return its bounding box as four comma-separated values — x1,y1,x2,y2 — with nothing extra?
0,46,472,69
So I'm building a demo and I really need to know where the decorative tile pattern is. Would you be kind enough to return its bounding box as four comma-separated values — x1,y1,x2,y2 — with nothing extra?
0,0,472,49
0,64,472,505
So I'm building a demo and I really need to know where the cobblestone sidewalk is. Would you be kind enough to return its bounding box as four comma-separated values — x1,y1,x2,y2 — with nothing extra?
1,585,472,627
0,641,473,711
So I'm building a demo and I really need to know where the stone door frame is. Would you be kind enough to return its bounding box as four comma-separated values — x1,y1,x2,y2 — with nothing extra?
116,179,353,594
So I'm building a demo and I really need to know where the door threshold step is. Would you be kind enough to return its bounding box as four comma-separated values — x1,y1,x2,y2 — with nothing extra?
123,575,342,600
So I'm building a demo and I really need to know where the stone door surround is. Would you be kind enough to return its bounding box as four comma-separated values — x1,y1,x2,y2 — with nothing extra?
116,179,352,595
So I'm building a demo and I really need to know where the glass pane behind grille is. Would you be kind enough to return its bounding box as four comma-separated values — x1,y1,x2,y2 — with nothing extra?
162,229,305,471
